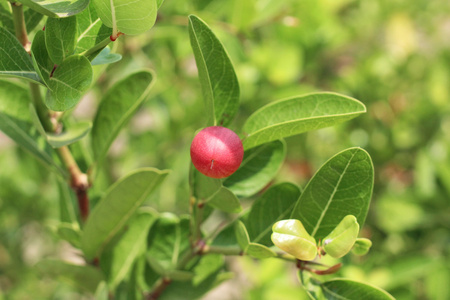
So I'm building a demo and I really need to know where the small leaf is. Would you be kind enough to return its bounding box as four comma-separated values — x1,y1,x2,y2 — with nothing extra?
91,47,122,66
246,243,276,259
0,27,43,84
92,0,157,35
20,0,90,18
224,140,286,197
352,238,372,256
321,279,395,300
246,183,301,246
36,259,104,293
291,148,374,240
91,70,155,166
45,16,78,64
47,121,92,148
31,30,54,85
206,186,242,213
45,55,93,111
322,215,359,258
56,223,81,248
242,93,366,150
82,168,169,260
271,219,317,261
188,15,240,127
235,220,250,250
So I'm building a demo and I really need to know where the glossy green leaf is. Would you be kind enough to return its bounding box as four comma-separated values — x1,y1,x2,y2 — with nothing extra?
351,238,372,256
321,279,395,300
36,259,104,293
0,27,43,84
20,0,90,18
31,30,53,85
91,70,155,165
91,47,121,65
75,3,112,54
47,121,92,148
235,220,250,250
45,16,78,64
82,168,169,259
246,243,276,259
242,93,366,150
146,214,190,271
188,15,240,127
207,186,242,213
322,215,359,258
0,80,63,174
224,140,286,197
92,0,157,35
101,209,157,288
45,55,93,111
246,183,301,246
291,148,374,240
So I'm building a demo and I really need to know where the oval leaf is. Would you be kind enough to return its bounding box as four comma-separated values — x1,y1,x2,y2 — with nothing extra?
82,168,169,260
291,148,374,240
242,92,366,150
0,27,43,84
91,47,122,66
47,121,92,148
45,16,78,65
31,30,53,85
45,55,93,111
246,183,301,246
91,70,155,166
188,15,240,127
352,238,372,256
321,279,395,300
224,140,286,197
207,186,242,213
322,215,359,259
92,0,157,35
246,243,276,259
20,0,90,18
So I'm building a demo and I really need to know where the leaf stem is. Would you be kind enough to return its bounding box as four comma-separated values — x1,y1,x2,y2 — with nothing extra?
81,36,111,59
146,277,172,300
10,2,30,51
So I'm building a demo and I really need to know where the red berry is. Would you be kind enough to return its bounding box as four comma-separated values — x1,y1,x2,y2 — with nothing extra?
190,126,244,179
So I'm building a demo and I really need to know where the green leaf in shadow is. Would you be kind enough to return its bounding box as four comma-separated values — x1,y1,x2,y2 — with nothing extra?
20,0,90,18
45,16,78,64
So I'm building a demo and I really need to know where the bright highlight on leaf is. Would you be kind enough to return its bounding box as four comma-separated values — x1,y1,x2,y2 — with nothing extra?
322,215,359,258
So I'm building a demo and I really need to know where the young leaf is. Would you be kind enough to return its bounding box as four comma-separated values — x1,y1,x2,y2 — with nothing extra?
19,0,90,18
0,27,43,84
45,55,93,111
206,186,242,213
31,30,53,85
91,47,122,66
47,121,92,148
92,0,157,35
101,209,158,289
82,168,169,260
321,279,395,300
246,183,301,246
35,259,104,293
246,243,276,259
91,70,155,166
242,92,366,150
224,140,286,197
188,15,240,127
0,80,63,175
45,16,78,64
352,238,372,256
322,215,359,258
235,220,250,250
291,148,374,240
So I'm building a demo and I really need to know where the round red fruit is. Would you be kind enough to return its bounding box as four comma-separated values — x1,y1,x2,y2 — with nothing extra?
190,126,244,179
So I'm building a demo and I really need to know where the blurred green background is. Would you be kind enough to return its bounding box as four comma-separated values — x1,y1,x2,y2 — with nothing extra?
1,0,449,299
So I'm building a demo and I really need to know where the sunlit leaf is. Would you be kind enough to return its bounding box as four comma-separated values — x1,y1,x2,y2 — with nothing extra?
20,0,90,18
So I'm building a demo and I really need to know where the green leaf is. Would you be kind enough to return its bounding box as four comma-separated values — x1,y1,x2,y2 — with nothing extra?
0,4,43,34
246,183,301,246
92,0,157,35
45,16,78,64
75,3,112,54
101,209,158,289
351,238,372,256
291,148,374,240
235,220,250,250
82,168,169,260
91,46,122,65
47,121,92,148
322,215,359,258
167,270,195,281
36,259,104,293
321,279,395,300
56,222,81,248
31,30,54,85
0,80,63,174
224,140,286,197
207,186,242,213
242,93,366,150
20,0,90,18
188,15,240,127
45,55,93,111
0,27,43,84
146,214,190,271
246,243,276,259
57,178,78,224
91,70,155,166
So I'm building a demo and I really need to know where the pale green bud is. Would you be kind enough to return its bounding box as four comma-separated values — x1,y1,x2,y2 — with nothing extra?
351,238,372,256
322,215,359,258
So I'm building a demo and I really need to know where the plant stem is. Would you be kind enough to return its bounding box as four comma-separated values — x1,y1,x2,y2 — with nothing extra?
10,2,29,51
29,83,54,131
146,277,172,300
205,245,242,256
